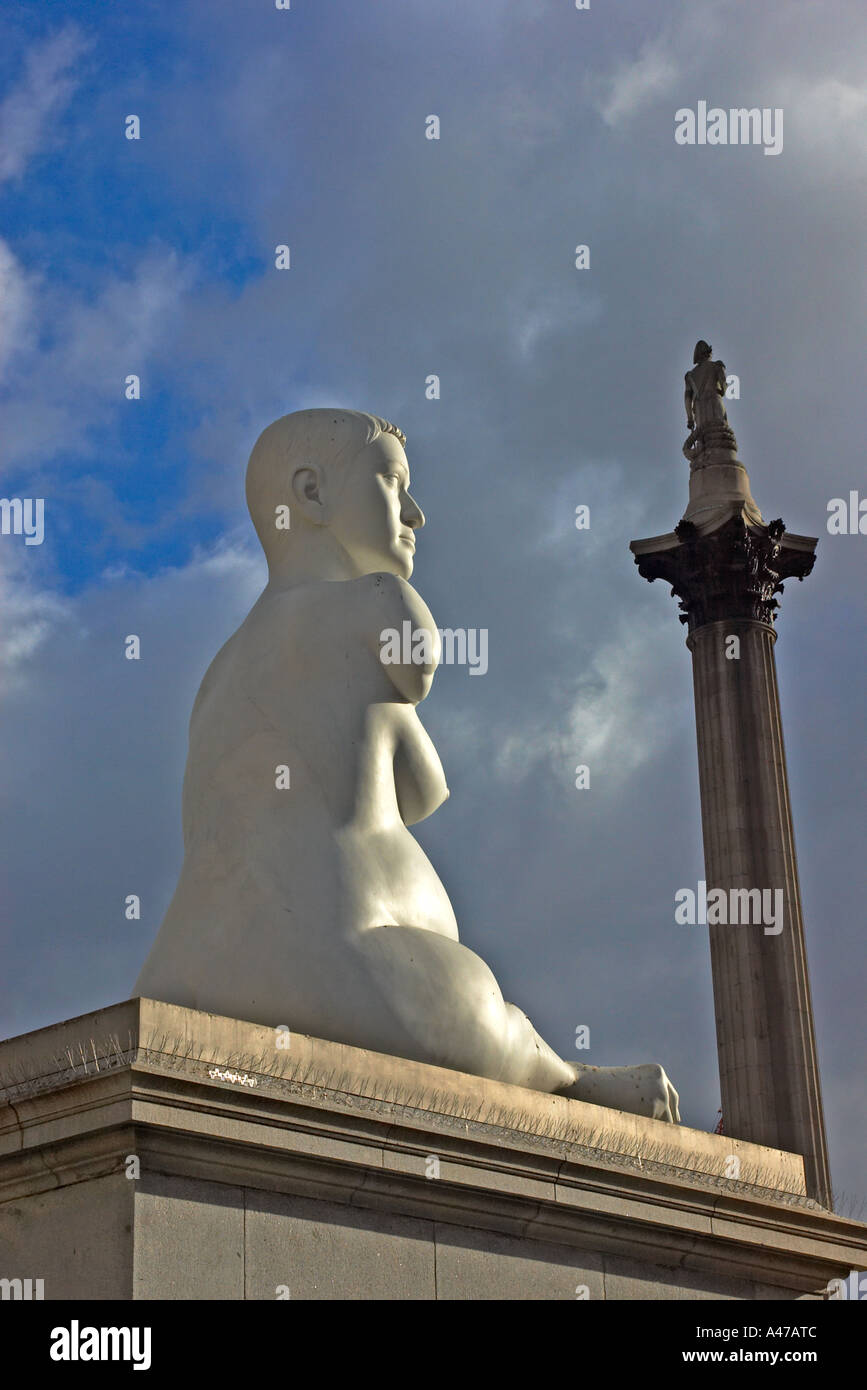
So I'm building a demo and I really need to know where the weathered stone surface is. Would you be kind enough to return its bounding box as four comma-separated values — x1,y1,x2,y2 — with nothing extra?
433,1225,605,1302
134,1174,244,1301
245,1191,435,1301
0,1175,133,1301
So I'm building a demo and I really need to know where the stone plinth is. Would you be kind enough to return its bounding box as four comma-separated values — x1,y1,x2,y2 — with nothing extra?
1,999,863,1301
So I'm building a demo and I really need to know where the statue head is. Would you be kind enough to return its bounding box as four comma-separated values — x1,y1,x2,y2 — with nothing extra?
246,408,423,581
693,340,713,364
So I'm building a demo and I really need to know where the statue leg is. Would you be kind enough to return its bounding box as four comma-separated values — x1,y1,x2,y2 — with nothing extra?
347,928,680,1120
348,925,576,1092
560,1064,681,1123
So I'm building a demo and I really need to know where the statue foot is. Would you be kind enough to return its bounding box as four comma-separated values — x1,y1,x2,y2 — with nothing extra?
561,1063,681,1124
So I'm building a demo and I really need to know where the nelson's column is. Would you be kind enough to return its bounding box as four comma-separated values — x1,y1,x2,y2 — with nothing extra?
630,340,832,1208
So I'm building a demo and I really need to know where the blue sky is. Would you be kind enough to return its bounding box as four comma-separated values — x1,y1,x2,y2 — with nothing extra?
1,0,865,1208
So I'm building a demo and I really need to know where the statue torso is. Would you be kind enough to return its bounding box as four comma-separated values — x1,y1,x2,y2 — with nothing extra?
163,578,457,953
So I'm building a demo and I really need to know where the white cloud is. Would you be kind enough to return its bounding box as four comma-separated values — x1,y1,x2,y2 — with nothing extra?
781,76,867,166
597,41,679,128
0,26,90,185
0,249,194,465
59,250,194,384
0,540,263,704
495,614,682,790
0,239,37,382
509,285,604,362
0,558,75,696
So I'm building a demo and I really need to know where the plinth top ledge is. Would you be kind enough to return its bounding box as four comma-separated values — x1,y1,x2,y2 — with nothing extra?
0,996,809,1200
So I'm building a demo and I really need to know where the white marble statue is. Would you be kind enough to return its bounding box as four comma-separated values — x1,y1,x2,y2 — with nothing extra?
135,409,680,1122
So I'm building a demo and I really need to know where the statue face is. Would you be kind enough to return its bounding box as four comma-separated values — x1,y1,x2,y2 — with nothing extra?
327,432,424,579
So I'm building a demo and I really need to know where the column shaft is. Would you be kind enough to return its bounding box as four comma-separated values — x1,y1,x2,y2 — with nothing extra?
687,618,831,1205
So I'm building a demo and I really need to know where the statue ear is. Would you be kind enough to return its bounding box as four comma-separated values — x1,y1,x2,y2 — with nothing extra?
291,466,326,520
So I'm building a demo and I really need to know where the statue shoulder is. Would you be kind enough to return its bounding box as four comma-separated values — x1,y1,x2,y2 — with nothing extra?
354,571,435,630
251,576,437,702
256,574,433,640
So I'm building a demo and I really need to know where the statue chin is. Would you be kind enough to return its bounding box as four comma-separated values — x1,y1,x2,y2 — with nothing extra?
134,407,681,1124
